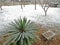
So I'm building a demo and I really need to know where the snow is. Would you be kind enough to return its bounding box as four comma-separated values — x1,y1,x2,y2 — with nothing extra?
0,5,60,34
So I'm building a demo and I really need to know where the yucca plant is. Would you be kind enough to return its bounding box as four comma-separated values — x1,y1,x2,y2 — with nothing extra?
1,17,40,45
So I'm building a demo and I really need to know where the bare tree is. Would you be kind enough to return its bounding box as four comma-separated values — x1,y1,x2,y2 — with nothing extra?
0,0,2,10
11,0,14,5
19,0,23,9
21,0,23,9
40,0,49,16
23,0,25,7
0,5,2,10
35,0,37,10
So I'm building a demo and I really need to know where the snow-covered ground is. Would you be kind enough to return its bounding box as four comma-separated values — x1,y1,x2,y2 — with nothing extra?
0,5,60,34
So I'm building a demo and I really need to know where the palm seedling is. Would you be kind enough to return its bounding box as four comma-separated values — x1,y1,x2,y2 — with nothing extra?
0,17,40,45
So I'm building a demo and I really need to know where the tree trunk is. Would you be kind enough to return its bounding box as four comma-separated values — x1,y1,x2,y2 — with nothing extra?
21,4,23,9
23,0,25,7
23,2,25,7
0,6,2,10
45,11,47,16
35,0,36,10
21,0,23,9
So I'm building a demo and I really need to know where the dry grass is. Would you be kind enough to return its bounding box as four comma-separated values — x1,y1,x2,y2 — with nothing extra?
35,25,60,45
0,24,60,45
0,2,31,6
